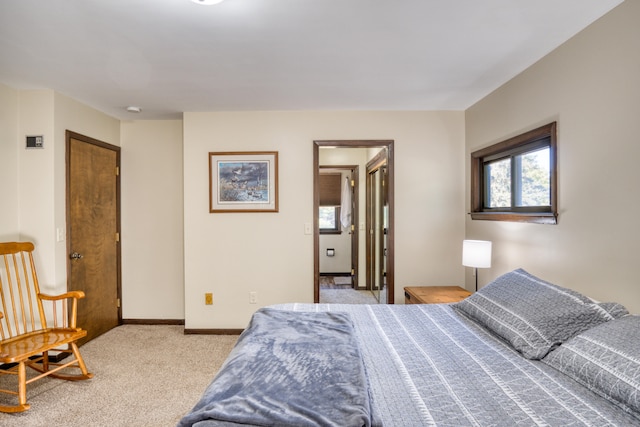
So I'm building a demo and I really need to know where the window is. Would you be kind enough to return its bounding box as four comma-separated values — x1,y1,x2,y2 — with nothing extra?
319,173,342,234
319,206,341,233
470,122,557,224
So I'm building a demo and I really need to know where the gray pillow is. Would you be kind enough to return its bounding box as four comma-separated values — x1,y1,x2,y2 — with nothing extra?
453,268,628,359
543,315,640,417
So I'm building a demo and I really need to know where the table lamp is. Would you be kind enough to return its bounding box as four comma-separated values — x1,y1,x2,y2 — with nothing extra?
462,240,492,292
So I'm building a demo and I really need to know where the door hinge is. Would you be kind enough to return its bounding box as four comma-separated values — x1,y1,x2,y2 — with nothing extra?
351,269,355,276
117,298,121,308
351,179,355,187
351,224,355,232
115,166,120,176
115,232,120,242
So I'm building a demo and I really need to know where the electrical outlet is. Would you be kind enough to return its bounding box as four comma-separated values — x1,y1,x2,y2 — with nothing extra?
205,293,213,305
249,291,257,304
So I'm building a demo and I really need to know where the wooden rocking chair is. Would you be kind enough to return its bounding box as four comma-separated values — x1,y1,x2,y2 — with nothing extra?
0,242,93,412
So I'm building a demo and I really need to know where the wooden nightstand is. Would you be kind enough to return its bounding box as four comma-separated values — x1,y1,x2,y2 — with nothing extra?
404,286,471,304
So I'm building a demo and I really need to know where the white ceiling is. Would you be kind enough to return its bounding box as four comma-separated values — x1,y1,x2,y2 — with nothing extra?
0,0,623,120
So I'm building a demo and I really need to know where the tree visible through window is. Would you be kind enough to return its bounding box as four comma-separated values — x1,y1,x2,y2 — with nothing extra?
319,206,340,232
471,122,557,224
485,147,550,208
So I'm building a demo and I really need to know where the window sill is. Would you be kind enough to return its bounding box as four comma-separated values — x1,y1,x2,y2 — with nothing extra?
320,230,342,235
470,212,557,225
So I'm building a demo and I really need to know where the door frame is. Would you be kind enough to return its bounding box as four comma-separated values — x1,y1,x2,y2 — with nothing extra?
65,130,122,324
313,140,394,304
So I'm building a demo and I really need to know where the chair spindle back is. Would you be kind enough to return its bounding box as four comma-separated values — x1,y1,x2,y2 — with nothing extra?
0,242,47,340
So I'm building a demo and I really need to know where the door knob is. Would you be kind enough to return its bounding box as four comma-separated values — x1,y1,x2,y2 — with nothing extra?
70,252,84,260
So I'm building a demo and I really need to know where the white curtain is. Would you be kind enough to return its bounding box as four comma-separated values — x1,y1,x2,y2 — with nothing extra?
340,177,351,229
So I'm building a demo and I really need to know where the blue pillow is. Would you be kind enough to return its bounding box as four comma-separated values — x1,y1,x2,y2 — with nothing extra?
453,269,628,359
543,315,640,417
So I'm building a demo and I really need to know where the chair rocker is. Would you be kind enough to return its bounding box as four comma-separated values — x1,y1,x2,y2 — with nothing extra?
0,241,93,413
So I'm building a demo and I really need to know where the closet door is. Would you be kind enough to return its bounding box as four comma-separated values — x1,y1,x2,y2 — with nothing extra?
366,153,387,303
67,131,121,345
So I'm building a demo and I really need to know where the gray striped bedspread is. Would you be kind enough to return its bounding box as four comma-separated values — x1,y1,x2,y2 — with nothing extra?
267,303,640,426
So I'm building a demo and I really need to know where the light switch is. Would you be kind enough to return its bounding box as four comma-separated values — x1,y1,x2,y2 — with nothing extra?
304,223,312,235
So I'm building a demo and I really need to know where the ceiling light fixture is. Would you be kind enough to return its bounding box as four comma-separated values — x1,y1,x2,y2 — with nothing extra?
126,106,142,113
190,0,225,5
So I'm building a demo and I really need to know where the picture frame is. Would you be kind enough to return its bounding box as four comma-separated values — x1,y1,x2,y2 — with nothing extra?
209,151,279,213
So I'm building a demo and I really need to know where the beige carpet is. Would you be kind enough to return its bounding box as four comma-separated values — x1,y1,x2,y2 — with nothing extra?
0,325,238,427
319,288,378,304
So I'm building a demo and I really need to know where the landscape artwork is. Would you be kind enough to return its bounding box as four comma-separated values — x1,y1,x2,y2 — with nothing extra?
218,161,270,203
209,151,279,213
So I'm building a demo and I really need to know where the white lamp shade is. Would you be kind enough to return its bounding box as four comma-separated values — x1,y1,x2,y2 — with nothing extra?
462,240,492,268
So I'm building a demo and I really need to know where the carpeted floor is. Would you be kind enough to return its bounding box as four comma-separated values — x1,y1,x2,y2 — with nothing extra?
0,288,379,425
319,276,379,304
319,288,378,304
319,275,352,289
0,325,238,427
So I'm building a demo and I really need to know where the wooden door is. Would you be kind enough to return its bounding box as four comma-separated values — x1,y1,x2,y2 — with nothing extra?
67,131,121,345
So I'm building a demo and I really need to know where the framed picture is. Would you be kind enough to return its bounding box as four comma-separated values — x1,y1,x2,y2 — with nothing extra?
209,151,279,213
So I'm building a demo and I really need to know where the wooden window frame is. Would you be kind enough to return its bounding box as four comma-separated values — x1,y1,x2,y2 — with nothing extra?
470,122,558,224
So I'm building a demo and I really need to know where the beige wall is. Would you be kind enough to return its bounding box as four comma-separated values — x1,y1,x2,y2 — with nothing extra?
0,87,120,297
184,111,465,328
0,84,19,240
53,92,120,289
16,90,57,290
120,120,184,319
465,1,640,312
7,2,632,327
9,87,472,328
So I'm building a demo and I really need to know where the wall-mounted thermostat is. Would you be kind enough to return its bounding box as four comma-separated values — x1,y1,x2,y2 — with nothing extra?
26,135,44,149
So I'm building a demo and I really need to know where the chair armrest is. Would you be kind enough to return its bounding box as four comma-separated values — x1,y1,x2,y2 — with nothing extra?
37,291,86,329
38,291,86,301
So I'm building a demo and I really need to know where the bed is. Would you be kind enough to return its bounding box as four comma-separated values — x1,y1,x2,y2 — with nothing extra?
178,269,640,426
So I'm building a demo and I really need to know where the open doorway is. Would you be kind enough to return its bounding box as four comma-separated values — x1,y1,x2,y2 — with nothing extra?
313,140,394,304
318,165,359,293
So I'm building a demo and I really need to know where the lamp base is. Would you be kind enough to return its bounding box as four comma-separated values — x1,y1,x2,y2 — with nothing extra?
474,267,478,292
